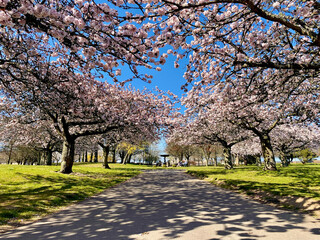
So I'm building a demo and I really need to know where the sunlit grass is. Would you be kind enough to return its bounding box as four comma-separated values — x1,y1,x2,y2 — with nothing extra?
187,164,320,200
0,163,144,229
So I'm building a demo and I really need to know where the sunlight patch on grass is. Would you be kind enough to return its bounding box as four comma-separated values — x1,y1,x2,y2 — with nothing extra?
0,163,141,228
187,164,320,200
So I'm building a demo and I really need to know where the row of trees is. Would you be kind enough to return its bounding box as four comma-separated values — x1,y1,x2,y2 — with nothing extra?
157,0,320,170
0,137,160,166
0,1,319,173
0,76,177,173
166,138,320,168
0,0,180,173
166,142,224,166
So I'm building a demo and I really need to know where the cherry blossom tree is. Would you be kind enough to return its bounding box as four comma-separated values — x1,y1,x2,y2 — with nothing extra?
168,112,251,169
165,141,185,164
271,124,320,167
137,0,320,88
0,114,61,165
0,0,169,86
0,0,174,170
3,73,177,173
113,0,318,171
232,138,261,166
182,67,320,170
96,117,163,168
199,144,223,166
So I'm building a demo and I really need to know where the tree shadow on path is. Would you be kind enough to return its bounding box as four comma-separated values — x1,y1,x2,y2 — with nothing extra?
1,170,320,240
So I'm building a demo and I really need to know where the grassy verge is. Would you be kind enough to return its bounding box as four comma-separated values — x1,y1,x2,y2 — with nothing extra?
0,163,145,231
187,164,320,214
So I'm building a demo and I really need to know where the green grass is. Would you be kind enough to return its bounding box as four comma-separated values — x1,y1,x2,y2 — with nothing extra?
187,164,320,200
0,163,145,229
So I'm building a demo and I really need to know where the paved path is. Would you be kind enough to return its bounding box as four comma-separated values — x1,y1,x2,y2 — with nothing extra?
1,170,320,240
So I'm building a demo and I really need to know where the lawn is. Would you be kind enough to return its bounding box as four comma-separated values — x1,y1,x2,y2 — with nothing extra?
187,164,320,200
0,163,148,231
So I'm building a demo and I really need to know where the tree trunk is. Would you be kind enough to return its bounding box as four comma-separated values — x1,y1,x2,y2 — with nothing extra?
119,150,126,164
46,150,53,165
205,158,209,167
90,151,93,162
224,147,233,170
85,150,88,162
60,139,75,174
185,156,190,167
289,154,294,164
7,144,13,164
94,150,98,163
213,156,218,166
112,148,116,163
259,133,277,170
102,145,111,169
128,154,132,163
279,151,289,167
81,152,84,162
235,154,239,166
123,152,130,165
37,151,41,165
256,155,262,166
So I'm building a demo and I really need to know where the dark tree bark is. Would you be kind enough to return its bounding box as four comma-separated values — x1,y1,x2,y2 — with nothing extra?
102,146,111,169
98,143,111,169
37,152,42,165
90,151,93,162
84,150,88,162
217,138,234,170
128,153,133,163
256,155,262,166
7,143,13,164
119,150,126,164
112,148,116,163
94,150,98,163
46,150,53,165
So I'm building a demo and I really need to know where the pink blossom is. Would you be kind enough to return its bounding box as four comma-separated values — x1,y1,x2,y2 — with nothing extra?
115,69,121,76
273,2,280,8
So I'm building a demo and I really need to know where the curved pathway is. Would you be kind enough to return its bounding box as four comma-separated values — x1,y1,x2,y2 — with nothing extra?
1,170,320,239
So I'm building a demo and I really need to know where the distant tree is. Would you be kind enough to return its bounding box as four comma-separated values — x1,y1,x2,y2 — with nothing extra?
294,149,317,164
139,143,159,165
11,145,39,165
271,124,320,167
232,138,262,166
200,144,223,166
166,142,184,164
168,114,251,169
